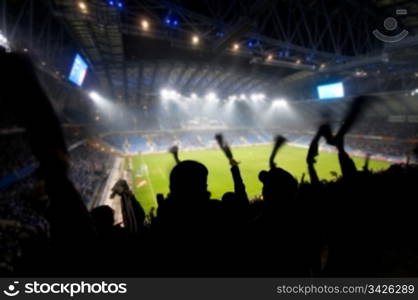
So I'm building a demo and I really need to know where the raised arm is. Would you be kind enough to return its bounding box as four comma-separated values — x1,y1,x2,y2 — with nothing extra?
215,133,248,204
306,128,321,185
332,133,357,177
306,124,333,184
329,97,368,177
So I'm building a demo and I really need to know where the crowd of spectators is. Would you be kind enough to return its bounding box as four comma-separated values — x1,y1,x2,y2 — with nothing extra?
0,136,112,272
68,144,114,206
0,114,111,207
0,134,36,179
62,126,87,146
345,138,414,159
351,117,418,139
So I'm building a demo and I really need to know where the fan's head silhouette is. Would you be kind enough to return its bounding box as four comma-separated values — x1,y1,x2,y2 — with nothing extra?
169,160,210,202
90,205,114,233
259,168,298,205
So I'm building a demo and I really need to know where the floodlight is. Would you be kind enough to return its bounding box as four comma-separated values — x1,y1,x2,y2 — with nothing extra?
206,92,217,101
192,35,200,45
141,19,150,31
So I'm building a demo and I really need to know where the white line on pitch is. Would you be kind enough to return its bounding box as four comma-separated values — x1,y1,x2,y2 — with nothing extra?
140,155,157,206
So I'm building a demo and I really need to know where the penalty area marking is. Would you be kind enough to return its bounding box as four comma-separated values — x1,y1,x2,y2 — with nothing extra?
139,155,157,207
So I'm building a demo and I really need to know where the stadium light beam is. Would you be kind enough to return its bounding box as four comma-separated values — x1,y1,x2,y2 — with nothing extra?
89,91,101,102
224,97,237,113
0,31,10,50
0,32,7,44
88,90,115,114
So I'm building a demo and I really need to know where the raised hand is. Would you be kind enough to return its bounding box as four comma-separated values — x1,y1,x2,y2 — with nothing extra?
307,123,332,165
319,124,333,144
363,153,371,172
214,133,224,148
306,134,320,165
306,125,326,184
168,145,180,164
330,96,367,150
269,135,286,169
301,173,306,183
215,133,236,165
326,97,369,177
111,179,131,198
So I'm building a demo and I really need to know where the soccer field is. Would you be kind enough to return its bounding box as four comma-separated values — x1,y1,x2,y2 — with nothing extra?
129,144,391,213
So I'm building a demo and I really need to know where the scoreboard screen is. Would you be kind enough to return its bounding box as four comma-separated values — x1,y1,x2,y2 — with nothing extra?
68,54,88,86
317,82,345,100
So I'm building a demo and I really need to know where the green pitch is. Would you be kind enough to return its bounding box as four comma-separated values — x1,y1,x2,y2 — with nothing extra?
129,144,391,213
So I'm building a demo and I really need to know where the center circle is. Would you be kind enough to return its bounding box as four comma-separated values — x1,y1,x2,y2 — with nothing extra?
384,17,398,31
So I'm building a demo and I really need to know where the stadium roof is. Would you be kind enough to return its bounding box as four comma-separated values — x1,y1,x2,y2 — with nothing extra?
3,0,418,109
48,0,381,102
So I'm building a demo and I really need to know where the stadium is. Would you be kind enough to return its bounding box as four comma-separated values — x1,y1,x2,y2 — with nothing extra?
1,0,418,278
